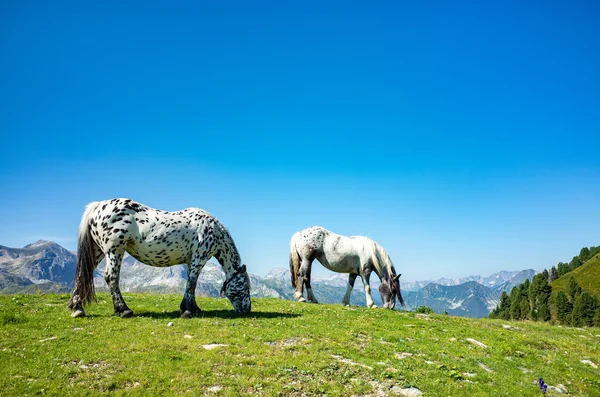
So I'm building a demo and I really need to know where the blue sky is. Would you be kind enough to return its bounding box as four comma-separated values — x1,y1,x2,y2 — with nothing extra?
1,1,599,281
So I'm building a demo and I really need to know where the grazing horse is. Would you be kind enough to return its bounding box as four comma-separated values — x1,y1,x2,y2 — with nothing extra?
289,226,405,309
67,198,251,318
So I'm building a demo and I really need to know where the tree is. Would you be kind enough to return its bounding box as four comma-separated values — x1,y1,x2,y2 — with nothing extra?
549,266,559,282
519,297,530,320
555,291,572,325
572,292,598,327
541,269,549,282
538,302,550,322
568,256,583,273
529,273,552,322
509,287,521,320
567,277,582,302
579,247,591,263
497,291,510,320
557,262,569,276
518,280,531,320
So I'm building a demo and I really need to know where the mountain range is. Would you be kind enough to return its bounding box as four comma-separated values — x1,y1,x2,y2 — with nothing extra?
0,240,536,317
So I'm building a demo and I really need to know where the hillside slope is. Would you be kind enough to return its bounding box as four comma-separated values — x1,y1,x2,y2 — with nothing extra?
1,294,598,396
551,253,600,297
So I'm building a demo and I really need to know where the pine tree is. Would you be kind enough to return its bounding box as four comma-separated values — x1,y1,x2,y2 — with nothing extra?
489,306,498,319
568,256,583,273
549,266,559,282
555,291,572,325
579,247,591,263
538,302,550,322
498,291,510,320
567,277,582,302
518,280,530,320
572,292,598,327
509,287,521,320
557,262,569,276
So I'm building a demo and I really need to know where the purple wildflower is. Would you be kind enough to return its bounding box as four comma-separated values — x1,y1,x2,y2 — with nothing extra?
538,378,547,394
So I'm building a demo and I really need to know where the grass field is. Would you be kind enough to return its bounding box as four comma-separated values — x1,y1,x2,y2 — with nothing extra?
1,293,599,396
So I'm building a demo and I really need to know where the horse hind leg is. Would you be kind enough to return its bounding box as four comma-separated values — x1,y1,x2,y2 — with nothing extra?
295,257,313,302
304,263,318,304
104,249,133,318
70,245,105,318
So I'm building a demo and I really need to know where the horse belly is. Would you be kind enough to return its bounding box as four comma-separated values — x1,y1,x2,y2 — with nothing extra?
127,235,190,267
318,252,359,274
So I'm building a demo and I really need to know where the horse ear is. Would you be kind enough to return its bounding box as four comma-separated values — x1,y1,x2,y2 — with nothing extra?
393,274,401,282
241,264,247,273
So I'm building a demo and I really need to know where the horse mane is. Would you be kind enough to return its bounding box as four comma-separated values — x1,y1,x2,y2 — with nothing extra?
211,218,243,271
370,241,395,280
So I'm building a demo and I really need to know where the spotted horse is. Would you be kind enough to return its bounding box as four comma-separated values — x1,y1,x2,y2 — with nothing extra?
68,198,251,318
289,226,405,309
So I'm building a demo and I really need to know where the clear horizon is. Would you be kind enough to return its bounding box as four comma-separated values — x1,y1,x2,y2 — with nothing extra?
1,1,599,282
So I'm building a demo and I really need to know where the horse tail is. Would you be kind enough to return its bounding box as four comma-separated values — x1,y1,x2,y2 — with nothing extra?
70,201,101,307
289,233,301,289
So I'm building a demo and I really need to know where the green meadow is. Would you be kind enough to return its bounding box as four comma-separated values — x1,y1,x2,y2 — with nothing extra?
1,293,599,396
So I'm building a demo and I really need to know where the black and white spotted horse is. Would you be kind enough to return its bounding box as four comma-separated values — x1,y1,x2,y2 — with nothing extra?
67,198,251,318
289,226,405,309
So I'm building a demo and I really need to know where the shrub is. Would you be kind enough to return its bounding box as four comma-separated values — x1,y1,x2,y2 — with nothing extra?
416,306,434,314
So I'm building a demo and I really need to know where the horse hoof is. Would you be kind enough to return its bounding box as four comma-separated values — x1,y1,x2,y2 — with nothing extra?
298,297,306,303
181,310,193,318
120,310,134,318
71,310,86,318
294,292,304,301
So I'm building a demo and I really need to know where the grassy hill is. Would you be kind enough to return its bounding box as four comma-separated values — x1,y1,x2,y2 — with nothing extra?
1,294,599,396
551,253,600,298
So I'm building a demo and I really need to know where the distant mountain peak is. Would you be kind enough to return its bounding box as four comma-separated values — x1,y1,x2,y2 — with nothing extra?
265,268,290,279
24,240,54,249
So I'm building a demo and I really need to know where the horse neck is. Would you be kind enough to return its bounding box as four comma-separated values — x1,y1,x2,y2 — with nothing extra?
371,243,393,282
213,226,242,276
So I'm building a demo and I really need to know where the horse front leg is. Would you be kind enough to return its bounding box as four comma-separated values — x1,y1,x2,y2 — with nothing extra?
342,273,358,306
104,250,133,318
360,269,377,308
180,259,206,318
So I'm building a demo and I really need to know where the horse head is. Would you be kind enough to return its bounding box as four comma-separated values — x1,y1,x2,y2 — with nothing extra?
379,273,406,309
221,264,252,314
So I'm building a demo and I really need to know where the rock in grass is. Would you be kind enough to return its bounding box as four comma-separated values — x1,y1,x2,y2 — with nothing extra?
466,338,487,348
396,386,423,396
202,344,228,350
477,362,493,373
581,359,598,369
